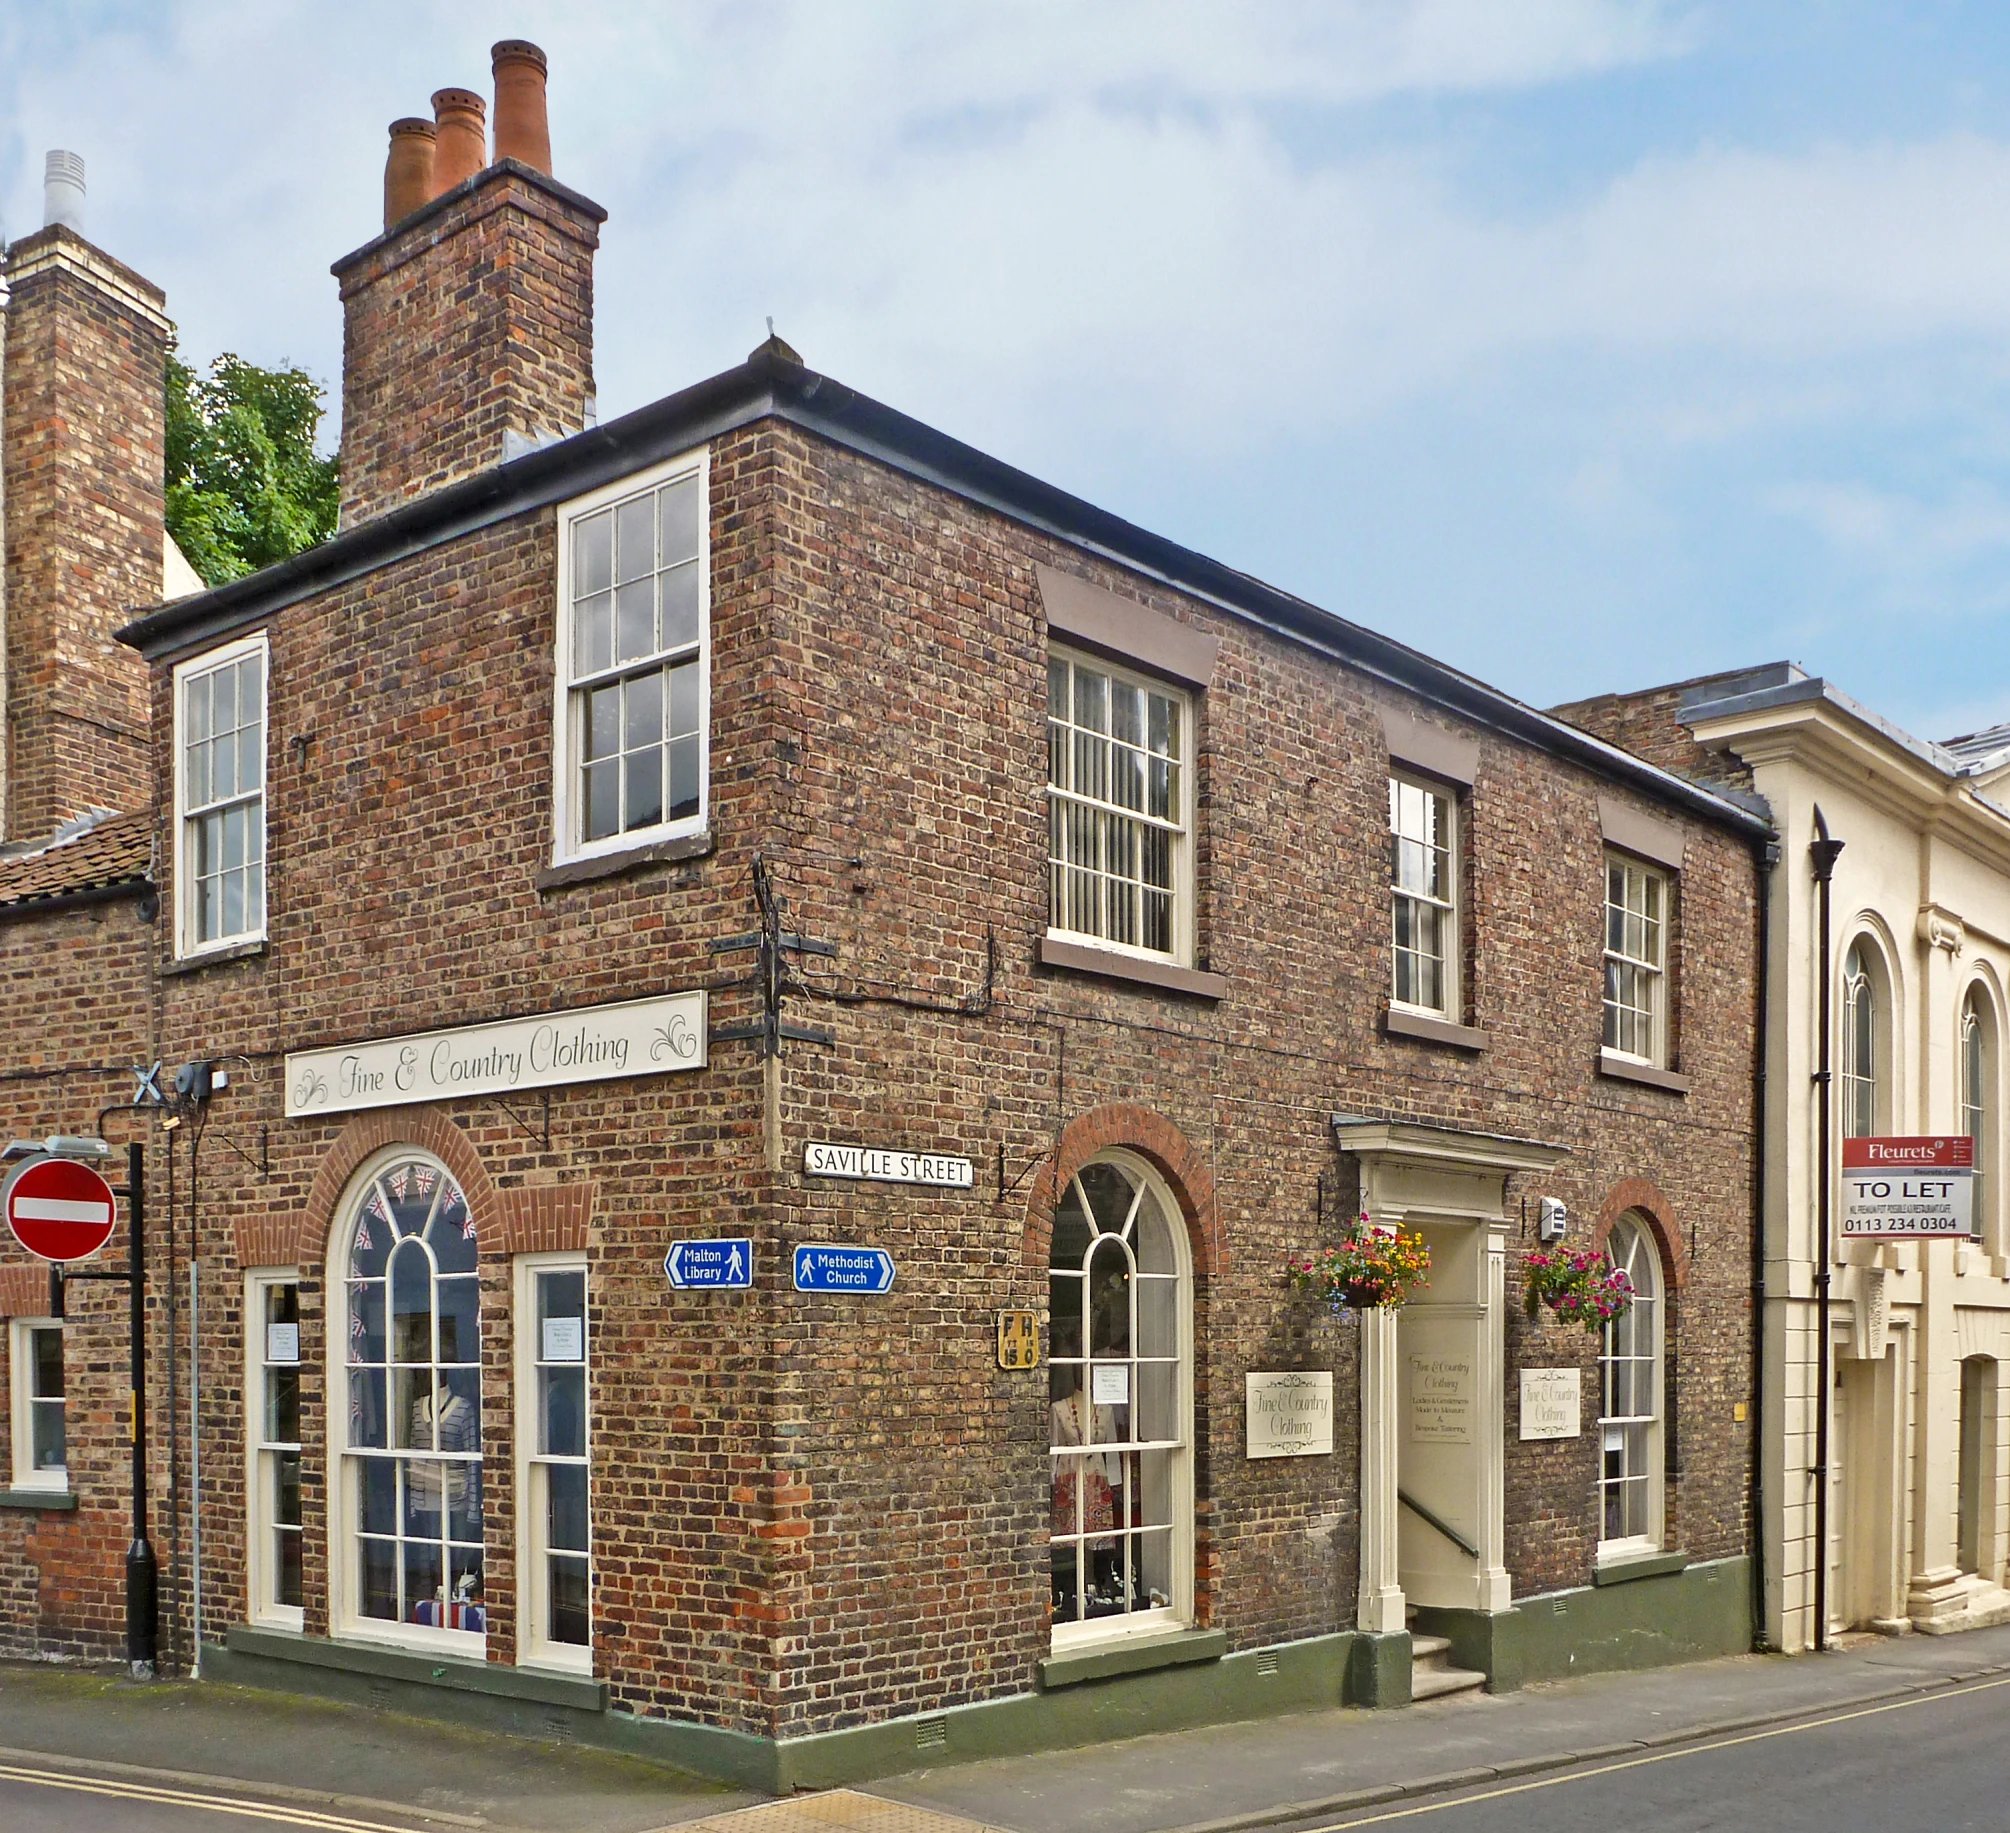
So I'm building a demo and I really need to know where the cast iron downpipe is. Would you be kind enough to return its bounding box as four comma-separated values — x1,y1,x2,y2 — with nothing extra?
1751,835,1778,1650
1810,807,1845,1651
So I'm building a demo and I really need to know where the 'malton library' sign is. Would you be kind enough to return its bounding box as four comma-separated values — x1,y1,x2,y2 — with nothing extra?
285,990,707,1118
1841,1136,1974,1239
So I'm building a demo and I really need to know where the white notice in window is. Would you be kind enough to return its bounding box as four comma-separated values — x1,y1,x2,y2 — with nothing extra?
266,1323,299,1366
542,1316,584,1363
1091,1363,1130,1406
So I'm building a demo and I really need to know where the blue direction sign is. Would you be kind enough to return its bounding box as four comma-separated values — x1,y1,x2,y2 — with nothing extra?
665,1238,754,1290
793,1243,896,1294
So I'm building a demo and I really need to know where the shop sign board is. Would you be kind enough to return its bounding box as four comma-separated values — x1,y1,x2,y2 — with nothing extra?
803,1142,974,1189
1840,1136,1974,1239
1246,1371,1335,1459
284,989,707,1118
4,1156,118,1263
793,1244,896,1293
665,1238,754,1290
1519,1367,1581,1441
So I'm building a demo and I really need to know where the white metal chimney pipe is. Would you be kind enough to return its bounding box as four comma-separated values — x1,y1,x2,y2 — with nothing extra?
42,151,86,233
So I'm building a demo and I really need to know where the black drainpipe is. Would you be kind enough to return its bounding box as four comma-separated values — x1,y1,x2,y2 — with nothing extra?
1750,833,1777,1650
1810,807,1845,1652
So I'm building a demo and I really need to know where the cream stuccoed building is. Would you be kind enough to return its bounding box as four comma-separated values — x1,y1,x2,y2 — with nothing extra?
1562,663,2010,1652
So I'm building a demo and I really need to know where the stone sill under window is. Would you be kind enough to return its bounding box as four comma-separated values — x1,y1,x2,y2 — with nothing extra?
1597,1050,1691,1095
1593,1548,1687,1587
1037,1626,1226,1690
536,829,714,892
1037,935,1227,1000
0,1486,76,1510
1383,1005,1488,1052
163,937,266,976
225,1623,607,1711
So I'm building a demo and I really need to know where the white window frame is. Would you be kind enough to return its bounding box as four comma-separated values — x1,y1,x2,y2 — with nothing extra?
8,1316,66,1492
1602,852,1670,1067
245,1270,304,1629
550,447,711,866
1388,772,1460,1021
1045,647,1197,967
514,1252,591,1674
1046,1150,1195,1653
1841,939,1883,1141
1597,1217,1664,1561
324,1146,485,1656
1962,986,1994,1248
172,631,269,959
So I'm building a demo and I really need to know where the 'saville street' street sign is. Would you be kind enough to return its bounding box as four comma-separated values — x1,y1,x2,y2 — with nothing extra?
1841,1136,1974,1239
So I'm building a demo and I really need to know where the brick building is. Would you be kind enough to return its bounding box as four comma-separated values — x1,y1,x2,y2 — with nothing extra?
3,48,1769,1786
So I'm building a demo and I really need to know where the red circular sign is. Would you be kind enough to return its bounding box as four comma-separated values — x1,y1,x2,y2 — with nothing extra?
4,1157,117,1263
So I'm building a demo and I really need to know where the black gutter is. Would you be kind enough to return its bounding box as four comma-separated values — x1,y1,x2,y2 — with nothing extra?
0,876,152,923
119,354,1772,844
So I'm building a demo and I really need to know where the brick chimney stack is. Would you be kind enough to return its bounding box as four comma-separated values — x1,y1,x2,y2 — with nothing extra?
1,152,169,841
334,40,604,528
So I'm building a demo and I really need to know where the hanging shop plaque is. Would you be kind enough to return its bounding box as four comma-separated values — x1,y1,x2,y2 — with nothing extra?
793,1244,897,1293
1245,1371,1335,1459
1840,1136,1974,1239
284,989,707,1118
1518,1367,1581,1441
803,1142,975,1189
665,1238,754,1291
1407,1353,1476,1445
996,1309,1040,1369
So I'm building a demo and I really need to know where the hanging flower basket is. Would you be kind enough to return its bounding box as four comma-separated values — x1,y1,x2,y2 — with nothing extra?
1523,1246,1634,1333
1288,1214,1430,1317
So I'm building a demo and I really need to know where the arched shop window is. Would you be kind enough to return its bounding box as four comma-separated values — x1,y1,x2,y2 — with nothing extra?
1599,1215,1664,1555
1047,1154,1192,1647
1842,941,1881,1140
1962,987,1993,1244
331,1154,484,1644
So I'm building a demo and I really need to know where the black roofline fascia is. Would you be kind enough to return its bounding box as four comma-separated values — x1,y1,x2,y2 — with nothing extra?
118,354,1771,846
0,875,153,924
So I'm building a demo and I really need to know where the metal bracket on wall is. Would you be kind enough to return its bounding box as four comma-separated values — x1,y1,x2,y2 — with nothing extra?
207,1125,271,1180
486,1090,552,1152
708,855,835,1058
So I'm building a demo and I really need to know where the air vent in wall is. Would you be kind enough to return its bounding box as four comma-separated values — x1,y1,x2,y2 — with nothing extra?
1255,1650,1280,1677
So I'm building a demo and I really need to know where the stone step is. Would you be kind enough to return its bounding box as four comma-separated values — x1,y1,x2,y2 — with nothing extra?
1410,1663,1488,1701
1410,1632,1453,1661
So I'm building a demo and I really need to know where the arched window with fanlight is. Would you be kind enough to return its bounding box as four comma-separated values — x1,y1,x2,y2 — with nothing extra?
1962,987,1993,1245
329,1152,484,1646
1047,1154,1192,1647
1599,1216,1664,1556
1842,941,1880,1140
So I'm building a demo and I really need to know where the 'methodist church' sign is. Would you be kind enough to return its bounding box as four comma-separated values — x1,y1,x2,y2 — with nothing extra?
285,990,708,1117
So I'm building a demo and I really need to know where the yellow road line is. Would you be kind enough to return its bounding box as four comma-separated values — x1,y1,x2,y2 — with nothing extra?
0,1760,423,1831
1313,1672,2010,1827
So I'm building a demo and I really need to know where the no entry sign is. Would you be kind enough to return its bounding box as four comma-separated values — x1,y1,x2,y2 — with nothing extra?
4,1156,118,1262
1841,1136,1974,1239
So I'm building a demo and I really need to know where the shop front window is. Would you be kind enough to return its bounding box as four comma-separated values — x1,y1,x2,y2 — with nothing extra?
248,1275,303,1624
332,1154,483,1645
516,1255,590,1671
1599,1215,1663,1554
1048,1154,1191,1646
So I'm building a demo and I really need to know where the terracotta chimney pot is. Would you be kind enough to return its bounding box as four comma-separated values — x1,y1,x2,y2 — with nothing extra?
491,40,551,174
383,118,438,227
431,87,489,193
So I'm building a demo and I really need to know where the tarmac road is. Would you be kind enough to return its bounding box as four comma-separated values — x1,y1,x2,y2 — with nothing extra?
0,1758,442,1832
1305,1673,2010,1832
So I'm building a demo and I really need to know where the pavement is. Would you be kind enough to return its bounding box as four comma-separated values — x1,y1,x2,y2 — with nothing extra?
7,1626,2010,1833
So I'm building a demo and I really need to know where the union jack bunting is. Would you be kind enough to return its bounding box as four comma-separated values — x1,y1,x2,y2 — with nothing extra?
413,1166,438,1197
367,1190,391,1228
353,1218,373,1254
389,1165,410,1199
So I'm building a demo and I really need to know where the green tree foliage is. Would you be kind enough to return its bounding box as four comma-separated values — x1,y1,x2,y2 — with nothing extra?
165,348,339,586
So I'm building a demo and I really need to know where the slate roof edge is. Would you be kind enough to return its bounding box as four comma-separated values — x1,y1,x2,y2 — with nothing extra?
117,354,1772,846
1683,677,1966,781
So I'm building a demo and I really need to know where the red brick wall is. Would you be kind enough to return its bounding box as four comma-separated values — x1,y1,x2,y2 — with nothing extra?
2,229,165,840
112,413,1758,1736
332,164,600,527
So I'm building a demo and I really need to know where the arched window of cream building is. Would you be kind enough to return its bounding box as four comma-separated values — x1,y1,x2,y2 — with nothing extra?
328,1152,485,1648
1842,940,1881,1140
1962,986,1993,1244
1047,1154,1192,1647
1599,1215,1663,1556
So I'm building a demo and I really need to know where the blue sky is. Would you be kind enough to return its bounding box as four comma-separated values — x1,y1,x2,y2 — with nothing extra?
6,2,2010,738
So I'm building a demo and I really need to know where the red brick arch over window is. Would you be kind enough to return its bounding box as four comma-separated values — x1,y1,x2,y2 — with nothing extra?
1587,1176,1688,1294
1021,1104,1223,1277
244,1106,504,1270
